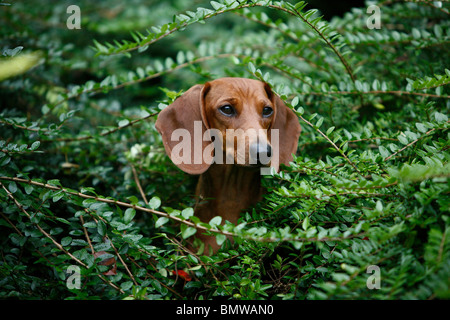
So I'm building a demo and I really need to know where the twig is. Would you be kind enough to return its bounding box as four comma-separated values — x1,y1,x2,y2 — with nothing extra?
347,137,398,143
83,208,138,286
46,112,158,143
298,114,362,175
79,214,95,254
0,119,47,133
0,210,24,235
305,89,450,99
0,181,87,267
127,256,184,299
47,54,238,112
0,176,364,244
108,229,138,286
292,165,339,177
384,125,442,161
0,181,124,293
131,164,148,205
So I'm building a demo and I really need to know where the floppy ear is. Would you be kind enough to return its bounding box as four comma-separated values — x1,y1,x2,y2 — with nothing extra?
155,84,212,175
265,84,301,170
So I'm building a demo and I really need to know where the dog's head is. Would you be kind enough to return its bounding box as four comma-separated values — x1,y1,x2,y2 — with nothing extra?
155,77,301,174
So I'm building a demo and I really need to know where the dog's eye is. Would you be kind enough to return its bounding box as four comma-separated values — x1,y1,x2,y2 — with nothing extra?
219,105,236,116
262,106,273,117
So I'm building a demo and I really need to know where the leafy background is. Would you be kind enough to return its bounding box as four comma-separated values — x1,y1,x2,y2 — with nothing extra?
0,0,449,299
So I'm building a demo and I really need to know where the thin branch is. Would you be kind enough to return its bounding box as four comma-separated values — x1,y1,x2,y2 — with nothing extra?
298,114,362,175
384,124,445,161
131,164,148,205
0,176,364,244
48,53,239,112
304,89,450,99
46,111,158,143
127,256,184,299
275,4,357,85
79,214,95,254
83,207,138,285
0,181,124,293
0,119,47,133
0,181,86,267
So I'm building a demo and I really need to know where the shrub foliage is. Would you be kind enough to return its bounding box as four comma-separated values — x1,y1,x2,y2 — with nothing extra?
0,0,449,299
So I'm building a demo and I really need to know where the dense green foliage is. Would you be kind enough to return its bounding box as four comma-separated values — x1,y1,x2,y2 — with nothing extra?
0,0,449,300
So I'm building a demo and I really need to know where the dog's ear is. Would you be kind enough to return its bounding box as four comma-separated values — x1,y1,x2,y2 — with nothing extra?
155,84,212,174
265,84,301,171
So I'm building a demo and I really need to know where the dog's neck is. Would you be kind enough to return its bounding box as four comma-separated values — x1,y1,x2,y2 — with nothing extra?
194,164,263,225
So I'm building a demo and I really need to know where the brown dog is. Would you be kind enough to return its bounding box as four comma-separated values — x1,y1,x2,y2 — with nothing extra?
156,77,300,253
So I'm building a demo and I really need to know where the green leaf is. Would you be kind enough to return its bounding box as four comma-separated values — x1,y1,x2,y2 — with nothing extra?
415,122,427,133
434,24,443,38
210,1,225,10
8,182,17,194
295,1,306,10
24,184,34,195
315,117,323,128
30,141,40,150
434,112,448,123
155,216,169,228
97,220,107,236
379,146,390,158
176,51,185,64
182,226,197,239
52,190,64,202
216,233,227,246
182,207,194,219
209,216,222,228
48,179,61,187
326,126,335,136
302,216,310,231
127,195,139,205
248,62,256,73
398,134,409,145
373,103,385,110
118,119,130,127
55,217,70,225
376,200,383,212
0,156,11,166
124,208,136,224
121,281,133,291
61,237,72,246
149,196,161,210
123,234,143,243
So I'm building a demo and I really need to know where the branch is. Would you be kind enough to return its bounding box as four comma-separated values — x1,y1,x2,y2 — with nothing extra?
0,176,363,244
384,124,447,161
47,53,238,112
298,114,362,175
305,89,450,99
43,111,158,143
0,180,124,293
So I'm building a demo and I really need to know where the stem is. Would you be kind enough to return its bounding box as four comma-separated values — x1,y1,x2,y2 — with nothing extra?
298,115,362,175
0,181,124,293
0,176,362,244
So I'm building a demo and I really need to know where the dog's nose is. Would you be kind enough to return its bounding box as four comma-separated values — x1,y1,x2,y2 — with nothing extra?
250,142,272,166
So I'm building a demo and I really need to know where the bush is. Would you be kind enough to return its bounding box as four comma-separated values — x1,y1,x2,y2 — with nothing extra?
0,0,449,300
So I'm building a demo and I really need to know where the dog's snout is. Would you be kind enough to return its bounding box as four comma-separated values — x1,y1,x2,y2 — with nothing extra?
250,142,272,166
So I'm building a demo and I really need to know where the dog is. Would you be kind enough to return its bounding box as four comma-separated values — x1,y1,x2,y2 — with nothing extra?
156,77,300,253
